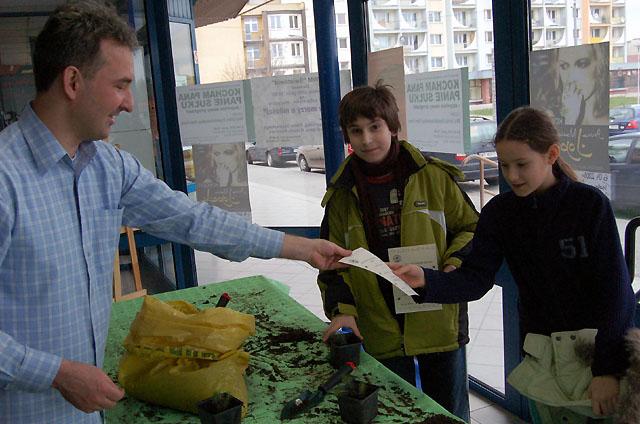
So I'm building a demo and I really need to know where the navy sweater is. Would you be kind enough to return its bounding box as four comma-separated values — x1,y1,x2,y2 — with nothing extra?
422,173,636,376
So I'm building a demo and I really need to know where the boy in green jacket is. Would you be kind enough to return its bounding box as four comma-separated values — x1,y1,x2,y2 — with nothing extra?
318,81,478,421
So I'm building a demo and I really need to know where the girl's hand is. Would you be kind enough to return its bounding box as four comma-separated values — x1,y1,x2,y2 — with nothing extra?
322,314,362,343
387,263,426,288
443,264,457,273
588,375,619,416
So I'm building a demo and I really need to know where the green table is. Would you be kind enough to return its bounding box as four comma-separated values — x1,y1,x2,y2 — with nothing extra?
105,276,462,423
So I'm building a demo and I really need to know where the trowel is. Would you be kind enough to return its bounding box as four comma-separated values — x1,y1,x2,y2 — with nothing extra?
280,362,356,420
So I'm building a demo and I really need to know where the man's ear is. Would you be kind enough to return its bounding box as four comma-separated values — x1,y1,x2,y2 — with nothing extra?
61,66,83,100
547,143,560,164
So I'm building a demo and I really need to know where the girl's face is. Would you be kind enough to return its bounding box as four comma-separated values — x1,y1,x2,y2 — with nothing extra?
346,116,395,164
496,139,559,197
558,48,596,98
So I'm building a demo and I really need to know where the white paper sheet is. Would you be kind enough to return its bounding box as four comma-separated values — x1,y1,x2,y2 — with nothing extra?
338,247,418,296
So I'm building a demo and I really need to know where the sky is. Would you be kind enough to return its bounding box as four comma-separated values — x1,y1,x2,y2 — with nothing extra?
626,2,640,41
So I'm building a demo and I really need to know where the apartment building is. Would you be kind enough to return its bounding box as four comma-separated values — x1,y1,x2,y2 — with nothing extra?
196,1,309,83
367,0,494,103
531,0,627,64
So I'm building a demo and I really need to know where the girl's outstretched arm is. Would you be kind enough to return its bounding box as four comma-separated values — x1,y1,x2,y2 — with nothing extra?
388,263,425,288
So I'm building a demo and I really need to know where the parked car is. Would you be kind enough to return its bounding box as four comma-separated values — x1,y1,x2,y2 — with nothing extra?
245,141,297,167
608,134,640,215
423,116,499,184
296,144,352,172
296,117,499,183
609,105,640,136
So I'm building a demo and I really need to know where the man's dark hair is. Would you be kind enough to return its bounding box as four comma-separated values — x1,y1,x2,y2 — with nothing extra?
338,80,401,144
33,1,138,93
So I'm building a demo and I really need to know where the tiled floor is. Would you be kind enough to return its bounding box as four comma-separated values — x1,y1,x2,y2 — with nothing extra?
193,253,528,423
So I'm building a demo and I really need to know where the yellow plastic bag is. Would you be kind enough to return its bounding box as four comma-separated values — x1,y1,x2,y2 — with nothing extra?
118,296,255,414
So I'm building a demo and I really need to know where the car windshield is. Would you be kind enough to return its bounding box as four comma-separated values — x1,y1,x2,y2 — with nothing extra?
609,138,632,163
610,108,634,121
470,121,497,147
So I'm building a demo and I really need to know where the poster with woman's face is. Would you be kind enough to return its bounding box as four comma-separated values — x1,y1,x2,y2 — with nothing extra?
193,143,252,220
530,43,610,173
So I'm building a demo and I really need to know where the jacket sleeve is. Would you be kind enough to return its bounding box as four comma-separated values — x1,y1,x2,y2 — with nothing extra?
440,173,480,268
317,199,358,319
589,196,636,377
421,199,503,303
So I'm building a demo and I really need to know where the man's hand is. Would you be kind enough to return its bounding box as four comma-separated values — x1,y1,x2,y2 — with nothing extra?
281,235,351,270
322,314,362,342
52,359,125,414
387,263,426,288
588,375,619,416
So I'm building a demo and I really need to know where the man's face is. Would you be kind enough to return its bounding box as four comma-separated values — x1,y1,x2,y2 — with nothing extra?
75,39,134,141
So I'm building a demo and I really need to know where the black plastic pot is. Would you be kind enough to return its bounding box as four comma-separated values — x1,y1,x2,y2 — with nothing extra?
337,381,380,424
328,332,362,368
197,393,243,424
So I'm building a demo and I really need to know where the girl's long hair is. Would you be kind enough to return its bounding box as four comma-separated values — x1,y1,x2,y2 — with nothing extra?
494,106,578,181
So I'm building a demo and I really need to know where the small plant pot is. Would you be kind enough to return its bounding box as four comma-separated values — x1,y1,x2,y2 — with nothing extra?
197,393,243,424
328,332,362,368
337,381,380,424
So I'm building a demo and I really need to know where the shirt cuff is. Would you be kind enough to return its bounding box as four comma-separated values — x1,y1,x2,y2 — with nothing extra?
8,343,62,392
250,225,285,260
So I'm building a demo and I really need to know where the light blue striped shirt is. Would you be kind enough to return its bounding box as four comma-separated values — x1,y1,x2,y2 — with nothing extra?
0,104,283,423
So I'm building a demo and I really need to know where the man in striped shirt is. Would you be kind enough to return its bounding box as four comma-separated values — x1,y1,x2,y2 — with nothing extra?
0,2,349,422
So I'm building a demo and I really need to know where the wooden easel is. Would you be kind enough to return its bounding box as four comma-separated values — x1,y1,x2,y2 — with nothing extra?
113,226,147,301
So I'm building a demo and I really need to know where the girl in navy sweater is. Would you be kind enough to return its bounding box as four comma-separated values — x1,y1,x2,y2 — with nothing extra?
389,106,636,418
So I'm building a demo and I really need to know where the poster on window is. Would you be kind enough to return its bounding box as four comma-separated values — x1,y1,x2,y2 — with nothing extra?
368,47,408,141
249,71,352,148
529,43,610,173
192,143,252,221
176,81,248,145
405,68,470,154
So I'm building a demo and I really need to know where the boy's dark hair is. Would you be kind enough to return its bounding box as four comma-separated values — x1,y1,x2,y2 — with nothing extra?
33,1,138,93
495,106,578,181
338,80,401,144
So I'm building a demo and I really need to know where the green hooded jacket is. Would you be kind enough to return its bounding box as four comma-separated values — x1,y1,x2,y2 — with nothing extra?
318,141,479,359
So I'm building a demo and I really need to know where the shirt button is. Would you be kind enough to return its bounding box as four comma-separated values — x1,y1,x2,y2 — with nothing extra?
555,336,562,341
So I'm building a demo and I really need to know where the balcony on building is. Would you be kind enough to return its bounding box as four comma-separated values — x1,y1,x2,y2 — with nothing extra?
400,12,427,30
544,7,566,27
398,0,427,8
455,54,476,72
532,29,544,49
544,28,566,48
452,0,476,8
370,0,399,8
452,12,476,29
454,32,478,52
400,33,427,53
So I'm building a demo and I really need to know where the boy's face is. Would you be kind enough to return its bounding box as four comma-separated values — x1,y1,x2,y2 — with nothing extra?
345,116,395,165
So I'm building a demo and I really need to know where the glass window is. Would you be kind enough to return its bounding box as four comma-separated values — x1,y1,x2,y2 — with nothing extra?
289,15,299,29
338,38,348,49
430,56,443,68
270,43,284,58
336,13,346,25
484,9,492,20
430,33,442,45
244,16,258,34
291,42,302,57
428,11,441,23
269,15,282,30
170,22,196,86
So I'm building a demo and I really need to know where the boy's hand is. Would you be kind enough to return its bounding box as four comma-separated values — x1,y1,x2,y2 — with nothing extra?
322,315,362,342
588,375,619,416
386,263,426,288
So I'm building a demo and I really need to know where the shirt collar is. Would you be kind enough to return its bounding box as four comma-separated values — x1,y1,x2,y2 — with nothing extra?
19,103,97,174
